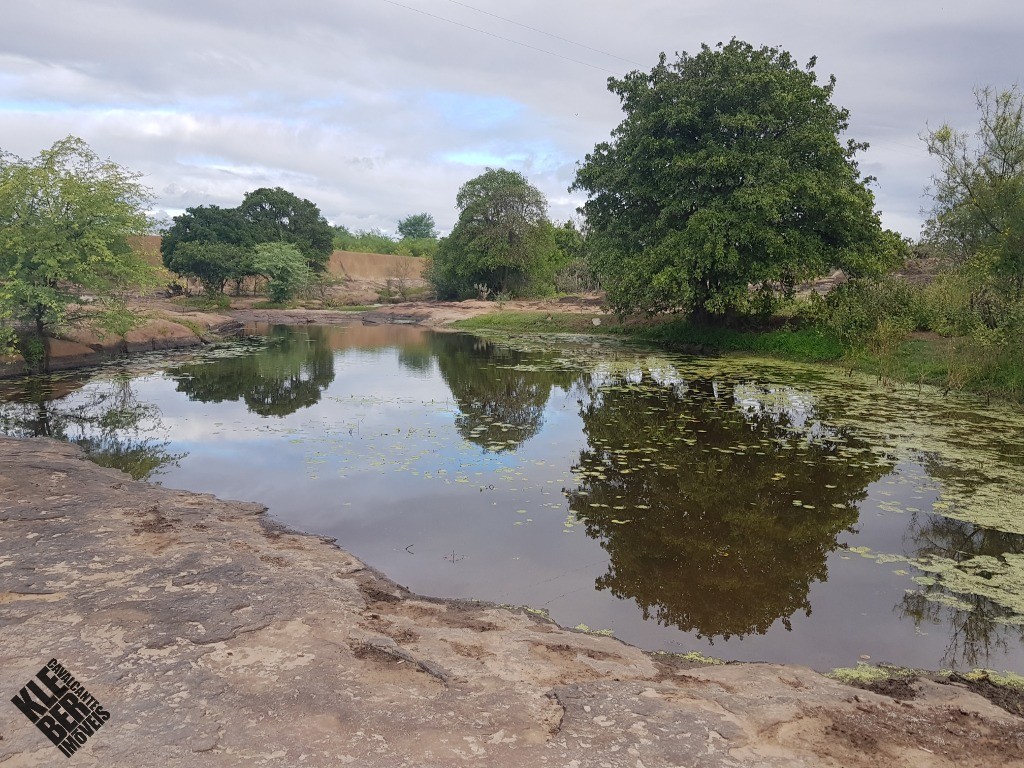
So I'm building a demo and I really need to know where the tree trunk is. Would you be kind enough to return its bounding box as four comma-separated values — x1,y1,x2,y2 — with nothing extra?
30,307,49,374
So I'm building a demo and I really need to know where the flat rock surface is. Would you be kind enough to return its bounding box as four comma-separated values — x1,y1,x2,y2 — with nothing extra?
1,437,1022,767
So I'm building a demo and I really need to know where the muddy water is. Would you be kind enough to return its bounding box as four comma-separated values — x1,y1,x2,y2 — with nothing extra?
2,323,1022,673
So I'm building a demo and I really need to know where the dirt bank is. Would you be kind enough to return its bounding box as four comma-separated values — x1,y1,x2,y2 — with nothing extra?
1,437,1021,767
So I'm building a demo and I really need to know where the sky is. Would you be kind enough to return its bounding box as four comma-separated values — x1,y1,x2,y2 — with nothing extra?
1,1,1021,238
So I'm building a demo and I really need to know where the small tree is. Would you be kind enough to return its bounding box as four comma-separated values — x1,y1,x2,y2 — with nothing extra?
0,137,155,370
924,86,1024,301
428,168,561,299
397,212,438,240
572,39,892,320
252,242,309,303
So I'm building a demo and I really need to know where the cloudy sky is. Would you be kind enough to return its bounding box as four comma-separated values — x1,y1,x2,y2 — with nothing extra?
2,1,1021,238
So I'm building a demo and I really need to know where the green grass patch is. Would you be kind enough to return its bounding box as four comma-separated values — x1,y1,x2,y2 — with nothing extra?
851,336,1024,401
455,311,844,362
251,300,299,309
453,311,619,335
172,295,232,311
638,319,844,362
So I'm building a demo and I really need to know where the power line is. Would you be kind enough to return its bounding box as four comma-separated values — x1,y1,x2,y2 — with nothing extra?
444,0,645,68
374,0,621,74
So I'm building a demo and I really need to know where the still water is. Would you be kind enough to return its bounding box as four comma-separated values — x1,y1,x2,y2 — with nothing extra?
2,323,1023,673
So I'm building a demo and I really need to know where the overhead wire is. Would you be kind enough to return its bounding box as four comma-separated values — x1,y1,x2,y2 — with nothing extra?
374,0,625,75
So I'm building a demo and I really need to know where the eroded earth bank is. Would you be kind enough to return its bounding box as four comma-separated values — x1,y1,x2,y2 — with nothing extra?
1,437,1022,767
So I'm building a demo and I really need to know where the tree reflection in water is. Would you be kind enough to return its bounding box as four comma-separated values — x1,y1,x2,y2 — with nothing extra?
897,512,1024,668
0,374,181,480
433,334,580,452
170,325,335,417
567,373,890,641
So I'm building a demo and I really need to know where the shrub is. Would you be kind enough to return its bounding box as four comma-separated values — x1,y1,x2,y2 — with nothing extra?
807,277,924,355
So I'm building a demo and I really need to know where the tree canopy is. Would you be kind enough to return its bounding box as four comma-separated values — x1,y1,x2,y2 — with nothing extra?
428,168,561,299
572,39,893,319
161,204,252,262
397,212,438,240
0,136,155,369
162,188,334,291
924,86,1024,301
239,187,334,272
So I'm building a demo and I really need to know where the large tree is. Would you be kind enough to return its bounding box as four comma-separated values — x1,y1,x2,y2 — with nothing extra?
572,39,892,319
0,137,154,370
238,187,334,272
161,205,252,262
161,205,255,295
429,168,561,298
924,86,1024,300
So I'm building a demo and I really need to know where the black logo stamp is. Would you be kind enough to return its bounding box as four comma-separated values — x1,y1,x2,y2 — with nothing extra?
11,659,110,758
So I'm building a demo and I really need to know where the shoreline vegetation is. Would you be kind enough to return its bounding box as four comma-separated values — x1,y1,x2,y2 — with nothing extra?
452,304,1024,405
2,289,1021,407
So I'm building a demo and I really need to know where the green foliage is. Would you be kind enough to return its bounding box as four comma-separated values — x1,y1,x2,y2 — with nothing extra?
924,86,1024,299
397,212,438,240
239,187,334,271
394,237,439,258
332,226,399,254
252,242,309,303
572,39,893,319
171,294,232,311
642,319,845,362
806,277,924,356
165,241,253,295
428,168,562,299
551,220,600,293
161,205,252,271
0,136,155,370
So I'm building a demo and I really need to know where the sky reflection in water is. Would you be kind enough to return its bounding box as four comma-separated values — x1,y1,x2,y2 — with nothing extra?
2,323,1022,673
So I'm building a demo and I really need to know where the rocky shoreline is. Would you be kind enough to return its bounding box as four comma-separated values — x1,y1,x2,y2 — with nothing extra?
0,311,245,378
1,436,1022,766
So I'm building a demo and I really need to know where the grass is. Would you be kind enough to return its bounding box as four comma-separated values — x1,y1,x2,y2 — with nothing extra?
251,300,299,309
454,311,844,362
850,336,1024,401
454,311,619,335
638,318,844,362
171,295,232,311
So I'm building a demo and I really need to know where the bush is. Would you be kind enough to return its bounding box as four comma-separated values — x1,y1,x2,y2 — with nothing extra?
252,243,309,303
807,277,924,355
394,237,439,258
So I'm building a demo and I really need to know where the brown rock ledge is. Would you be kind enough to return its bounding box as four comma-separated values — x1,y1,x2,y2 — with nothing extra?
1,437,1021,767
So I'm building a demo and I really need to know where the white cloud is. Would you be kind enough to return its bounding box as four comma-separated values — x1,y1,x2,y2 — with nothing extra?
1,0,1021,236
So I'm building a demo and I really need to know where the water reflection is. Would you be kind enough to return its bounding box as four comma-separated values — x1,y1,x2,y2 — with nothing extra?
567,373,890,640
169,325,335,417
433,334,580,452
898,513,1024,668
0,375,181,480
2,326,1023,671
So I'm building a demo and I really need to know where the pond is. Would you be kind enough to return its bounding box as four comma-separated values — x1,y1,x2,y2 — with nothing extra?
2,323,1023,674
